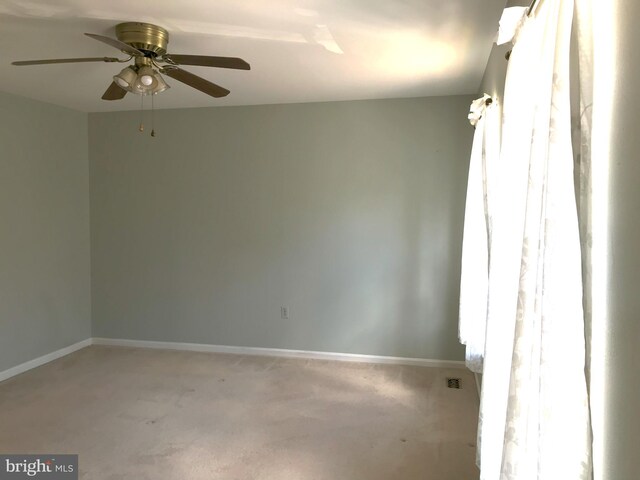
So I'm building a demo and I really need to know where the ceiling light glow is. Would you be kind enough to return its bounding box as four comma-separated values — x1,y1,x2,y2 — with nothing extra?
135,66,158,91
140,74,154,86
367,31,459,78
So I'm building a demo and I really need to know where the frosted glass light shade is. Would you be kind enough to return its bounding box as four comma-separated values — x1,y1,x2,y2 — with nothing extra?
113,67,137,88
135,66,158,92
151,73,170,94
113,64,169,96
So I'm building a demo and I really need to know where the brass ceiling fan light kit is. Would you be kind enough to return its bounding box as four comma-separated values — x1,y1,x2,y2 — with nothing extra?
11,22,251,101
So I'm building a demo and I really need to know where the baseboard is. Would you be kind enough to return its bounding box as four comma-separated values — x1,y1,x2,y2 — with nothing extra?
92,337,466,369
0,338,92,383
0,337,465,383
474,372,482,399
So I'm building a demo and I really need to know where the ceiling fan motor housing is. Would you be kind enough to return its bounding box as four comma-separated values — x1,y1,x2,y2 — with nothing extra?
115,22,169,56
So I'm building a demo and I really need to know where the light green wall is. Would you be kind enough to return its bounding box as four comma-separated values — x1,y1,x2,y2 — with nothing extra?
600,0,640,476
478,35,510,102
478,1,523,113
89,96,473,360
0,91,91,371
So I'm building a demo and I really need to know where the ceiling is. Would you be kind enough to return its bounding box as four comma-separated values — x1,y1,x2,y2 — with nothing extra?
0,0,506,112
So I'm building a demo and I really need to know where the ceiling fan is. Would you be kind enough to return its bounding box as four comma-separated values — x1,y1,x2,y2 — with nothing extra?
11,22,250,101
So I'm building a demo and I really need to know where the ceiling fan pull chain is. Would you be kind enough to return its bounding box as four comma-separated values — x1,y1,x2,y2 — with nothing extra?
139,94,144,133
151,94,156,138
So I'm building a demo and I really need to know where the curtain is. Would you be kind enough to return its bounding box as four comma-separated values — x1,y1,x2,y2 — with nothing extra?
459,95,499,373
574,0,599,476
574,0,593,383
472,0,593,478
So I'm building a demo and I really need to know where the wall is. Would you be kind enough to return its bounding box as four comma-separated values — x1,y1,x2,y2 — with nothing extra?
479,0,525,109
478,33,511,103
0,91,91,372
89,96,473,360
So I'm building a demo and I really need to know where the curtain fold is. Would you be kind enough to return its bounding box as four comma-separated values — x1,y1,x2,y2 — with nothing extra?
466,0,593,478
574,0,598,477
459,95,499,373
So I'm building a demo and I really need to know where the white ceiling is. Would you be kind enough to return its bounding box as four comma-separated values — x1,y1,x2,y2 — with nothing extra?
0,0,506,112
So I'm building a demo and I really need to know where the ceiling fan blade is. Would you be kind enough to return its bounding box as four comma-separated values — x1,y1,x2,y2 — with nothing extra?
84,33,144,57
102,82,127,101
163,54,250,70
12,57,121,66
161,67,230,98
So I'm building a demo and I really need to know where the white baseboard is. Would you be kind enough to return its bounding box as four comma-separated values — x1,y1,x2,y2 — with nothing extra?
0,337,464,383
0,338,92,383
474,372,482,399
92,337,466,369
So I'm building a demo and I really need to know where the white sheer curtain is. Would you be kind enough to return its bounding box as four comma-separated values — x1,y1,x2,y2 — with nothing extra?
462,0,593,478
459,95,499,373
574,0,594,380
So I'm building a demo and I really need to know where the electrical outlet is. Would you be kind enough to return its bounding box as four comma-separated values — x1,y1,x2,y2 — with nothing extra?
281,306,289,319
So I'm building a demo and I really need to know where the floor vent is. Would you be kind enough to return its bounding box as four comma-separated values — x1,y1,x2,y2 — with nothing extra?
447,378,461,389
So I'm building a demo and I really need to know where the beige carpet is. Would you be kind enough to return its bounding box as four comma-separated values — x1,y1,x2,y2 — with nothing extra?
0,346,479,479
